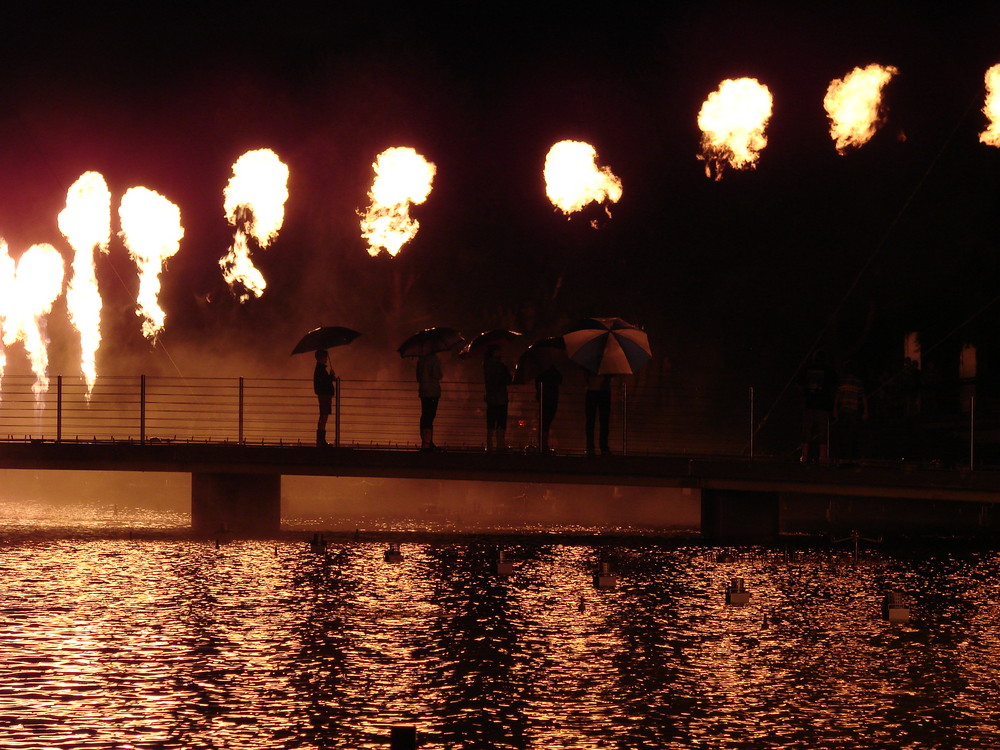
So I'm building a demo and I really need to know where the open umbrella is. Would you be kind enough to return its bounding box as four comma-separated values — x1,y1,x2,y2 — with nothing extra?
513,336,566,384
562,317,651,375
397,327,465,358
290,326,361,355
459,329,523,358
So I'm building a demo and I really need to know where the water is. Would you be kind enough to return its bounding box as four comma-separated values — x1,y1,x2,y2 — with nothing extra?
3,503,1000,749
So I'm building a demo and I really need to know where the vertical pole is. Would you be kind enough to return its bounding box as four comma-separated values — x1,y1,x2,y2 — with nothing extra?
335,376,341,448
748,385,754,461
56,375,63,444
140,374,146,445
238,377,245,444
622,379,628,455
970,394,975,471
538,385,544,452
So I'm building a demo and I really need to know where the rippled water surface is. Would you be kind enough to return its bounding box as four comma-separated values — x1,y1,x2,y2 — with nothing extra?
3,504,1000,748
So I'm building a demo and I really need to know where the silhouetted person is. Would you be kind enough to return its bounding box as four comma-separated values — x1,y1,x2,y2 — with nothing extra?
535,365,562,453
798,351,836,463
834,361,867,464
483,345,512,452
585,372,613,456
417,352,442,451
313,349,335,447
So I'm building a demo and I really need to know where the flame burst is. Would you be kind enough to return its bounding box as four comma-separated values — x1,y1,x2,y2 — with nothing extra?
543,140,623,217
697,78,773,180
220,148,289,301
824,64,898,153
360,146,436,257
0,242,66,398
979,64,1000,147
58,171,111,397
118,187,184,341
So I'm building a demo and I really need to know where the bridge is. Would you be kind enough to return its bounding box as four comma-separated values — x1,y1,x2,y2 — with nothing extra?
0,374,996,538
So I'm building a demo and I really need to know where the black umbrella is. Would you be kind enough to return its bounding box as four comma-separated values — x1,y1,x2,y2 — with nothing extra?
513,336,566,384
290,326,361,355
459,329,523,358
397,327,465,358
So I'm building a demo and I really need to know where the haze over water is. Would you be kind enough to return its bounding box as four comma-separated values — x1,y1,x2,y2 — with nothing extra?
3,501,1000,749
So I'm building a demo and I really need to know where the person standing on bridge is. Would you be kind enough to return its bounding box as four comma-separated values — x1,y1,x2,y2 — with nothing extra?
417,352,442,451
483,344,512,452
313,349,336,447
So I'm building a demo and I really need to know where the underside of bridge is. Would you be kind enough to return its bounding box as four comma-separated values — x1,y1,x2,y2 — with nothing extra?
191,473,281,535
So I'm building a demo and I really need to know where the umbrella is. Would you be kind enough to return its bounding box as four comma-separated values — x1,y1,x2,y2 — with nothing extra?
290,326,361,355
562,317,651,375
513,336,566,384
397,327,465,358
459,329,523,358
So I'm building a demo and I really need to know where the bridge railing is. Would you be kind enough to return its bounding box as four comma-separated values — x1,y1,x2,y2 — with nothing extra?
0,374,749,455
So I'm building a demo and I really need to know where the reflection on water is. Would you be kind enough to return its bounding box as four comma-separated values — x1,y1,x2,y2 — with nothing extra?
3,506,1000,748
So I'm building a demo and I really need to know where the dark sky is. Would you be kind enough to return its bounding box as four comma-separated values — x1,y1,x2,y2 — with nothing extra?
1,2,999,413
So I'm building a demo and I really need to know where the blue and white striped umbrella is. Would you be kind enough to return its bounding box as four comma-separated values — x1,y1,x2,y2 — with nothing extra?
562,317,651,375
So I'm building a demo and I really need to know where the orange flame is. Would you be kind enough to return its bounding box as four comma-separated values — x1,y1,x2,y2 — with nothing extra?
980,64,1000,147
543,140,623,216
220,148,289,301
58,171,111,397
824,64,898,154
360,146,436,257
118,187,184,341
0,241,66,398
697,78,773,180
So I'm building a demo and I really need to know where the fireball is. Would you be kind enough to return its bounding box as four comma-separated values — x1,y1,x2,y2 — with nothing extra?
980,64,1000,147
360,146,436,257
58,171,111,396
0,242,66,398
543,140,622,216
697,77,773,180
824,64,898,153
118,187,184,340
220,148,289,301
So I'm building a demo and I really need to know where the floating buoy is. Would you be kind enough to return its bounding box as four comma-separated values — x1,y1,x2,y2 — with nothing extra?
493,549,514,577
882,590,910,623
725,577,751,606
384,542,403,563
593,561,617,589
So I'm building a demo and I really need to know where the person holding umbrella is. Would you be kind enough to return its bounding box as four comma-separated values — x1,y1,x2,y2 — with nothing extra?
562,317,652,457
291,327,360,448
483,344,512,452
417,351,442,451
313,349,336,447
399,327,464,452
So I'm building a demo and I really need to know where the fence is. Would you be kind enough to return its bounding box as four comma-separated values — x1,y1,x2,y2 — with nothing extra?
0,375,749,456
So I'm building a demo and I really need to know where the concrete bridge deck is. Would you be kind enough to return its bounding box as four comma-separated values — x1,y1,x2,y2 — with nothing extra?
2,441,999,538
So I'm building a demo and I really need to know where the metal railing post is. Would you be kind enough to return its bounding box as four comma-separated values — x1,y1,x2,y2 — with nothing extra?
622,379,628,455
748,385,754,461
140,374,146,445
335,376,341,447
970,394,975,471
239,377,245,444
56,376,62,444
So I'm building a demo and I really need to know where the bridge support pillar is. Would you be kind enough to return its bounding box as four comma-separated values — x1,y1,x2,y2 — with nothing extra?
701,489,780,542
191,473,281,535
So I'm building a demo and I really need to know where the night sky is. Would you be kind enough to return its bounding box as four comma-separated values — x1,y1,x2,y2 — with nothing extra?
1,2,1000,425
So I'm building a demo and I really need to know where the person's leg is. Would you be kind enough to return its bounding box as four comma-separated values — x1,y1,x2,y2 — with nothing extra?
496,404,508,452
598,391,611,453
585,391,598,454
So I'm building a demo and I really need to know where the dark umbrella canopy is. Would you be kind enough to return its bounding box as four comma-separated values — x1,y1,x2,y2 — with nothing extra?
397,327,465,358
290,326,361,355
513,336,566,384
562,318,651,375
459,329,523,358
